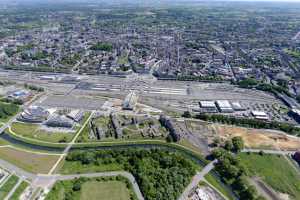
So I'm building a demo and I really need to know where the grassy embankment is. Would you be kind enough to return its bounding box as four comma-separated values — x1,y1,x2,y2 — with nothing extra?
204,173,235,200
238,153,300,199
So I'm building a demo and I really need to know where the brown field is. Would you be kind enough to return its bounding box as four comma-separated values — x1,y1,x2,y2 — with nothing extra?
213,125,300,151
0,147,60,174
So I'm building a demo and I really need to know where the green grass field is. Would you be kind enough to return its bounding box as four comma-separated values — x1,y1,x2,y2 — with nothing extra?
9,181,29,200
10,122,74,143
238,153,300,199
46,178,131,200
0,147,60,174
80,181,130,200
60,161,122,174
0,175,19,199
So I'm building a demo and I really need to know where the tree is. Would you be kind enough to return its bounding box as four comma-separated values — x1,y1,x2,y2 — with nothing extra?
232,136,244,152
212,137,221,147
182,111,191,118
211,148,228,159
224,140,233,151
72,181,81,191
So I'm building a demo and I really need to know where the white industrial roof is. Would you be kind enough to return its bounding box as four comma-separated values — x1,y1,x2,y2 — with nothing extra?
216,100,232,108
231,102,242,108
251,110,268,117
291,109,300,115
200,101,215,108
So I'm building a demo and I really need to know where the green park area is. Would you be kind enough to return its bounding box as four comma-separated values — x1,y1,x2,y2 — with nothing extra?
10,122,74,143
0,175,19,199
59,148,198,200
238,153,300,199
0,147,60,174
46,176,134,200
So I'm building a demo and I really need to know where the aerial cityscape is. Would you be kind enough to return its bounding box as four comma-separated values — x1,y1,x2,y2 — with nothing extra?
0,0,299,200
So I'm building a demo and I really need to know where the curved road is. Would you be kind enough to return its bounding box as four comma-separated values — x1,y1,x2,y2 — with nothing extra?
0,158,144,200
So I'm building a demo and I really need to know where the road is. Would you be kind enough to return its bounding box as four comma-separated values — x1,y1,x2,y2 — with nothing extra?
178,160,217,200
51,171,144,200
0,157,144,200
47,110,95,175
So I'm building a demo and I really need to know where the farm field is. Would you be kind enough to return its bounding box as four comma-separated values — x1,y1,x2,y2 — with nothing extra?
238,153,300,199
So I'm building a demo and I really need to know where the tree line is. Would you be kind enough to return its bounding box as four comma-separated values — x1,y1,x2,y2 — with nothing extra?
211,137,266,200
0,101,19,119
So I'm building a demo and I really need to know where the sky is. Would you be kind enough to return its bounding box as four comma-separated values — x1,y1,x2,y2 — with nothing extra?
1,0,300,3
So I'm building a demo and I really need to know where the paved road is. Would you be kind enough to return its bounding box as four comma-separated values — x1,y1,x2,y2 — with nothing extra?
0,158,144,200
47,110,95,175
178,160,217,200
242,148,296,155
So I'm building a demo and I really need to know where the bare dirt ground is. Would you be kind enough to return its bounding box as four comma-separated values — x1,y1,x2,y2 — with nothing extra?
212,125,300,151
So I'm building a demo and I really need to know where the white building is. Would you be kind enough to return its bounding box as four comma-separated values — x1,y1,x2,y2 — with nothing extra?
123,91,138,110
199,101,218,113
215,100,234,113
231,102,245,111
251,110,268,120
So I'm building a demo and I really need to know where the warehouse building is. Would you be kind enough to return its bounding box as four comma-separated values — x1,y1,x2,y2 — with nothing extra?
123,91,138,110
215,100,234,113
251,110,269,120
7,90,31,102
199,101,218,113
231,102,246,111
